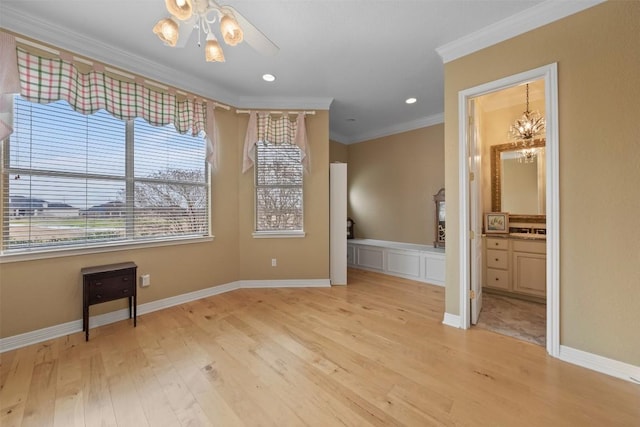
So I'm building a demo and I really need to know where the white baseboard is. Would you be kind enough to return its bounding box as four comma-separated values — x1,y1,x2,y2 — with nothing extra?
442,312,462,328
0,278,329,353
0,319,83,352
559,345,640,384
138,281,241,316
240,279,330,288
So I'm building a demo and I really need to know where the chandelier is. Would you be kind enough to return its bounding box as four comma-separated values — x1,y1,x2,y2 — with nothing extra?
153,0,244,63
508,83,545,163
518,148,537,164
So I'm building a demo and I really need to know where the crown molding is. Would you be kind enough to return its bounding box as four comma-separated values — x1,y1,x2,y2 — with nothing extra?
436,0,606,63
4,4,332,115
2,5,334,112
329,131,351,145
2,5,333,113
343,112,444,145
0,6,242,105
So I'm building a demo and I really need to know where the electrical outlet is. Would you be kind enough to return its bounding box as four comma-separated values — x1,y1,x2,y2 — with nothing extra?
140,274,151,287
271,258,277,267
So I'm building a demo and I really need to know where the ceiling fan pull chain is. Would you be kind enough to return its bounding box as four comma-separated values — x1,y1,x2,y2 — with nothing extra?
197,19,202,46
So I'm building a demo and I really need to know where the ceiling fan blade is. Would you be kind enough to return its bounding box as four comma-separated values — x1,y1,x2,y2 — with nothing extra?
225,5,279,56
174,16,197,48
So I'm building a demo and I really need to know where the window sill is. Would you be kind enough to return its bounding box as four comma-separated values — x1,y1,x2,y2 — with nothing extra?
252,231,306,239
0,235,215,264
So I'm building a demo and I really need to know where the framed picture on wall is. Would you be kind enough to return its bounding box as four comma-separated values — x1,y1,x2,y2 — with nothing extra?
485,212,509,234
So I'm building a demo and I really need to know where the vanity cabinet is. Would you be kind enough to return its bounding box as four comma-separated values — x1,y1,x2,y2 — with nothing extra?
485,238,509,291
483,236,546,300
512,240,546,298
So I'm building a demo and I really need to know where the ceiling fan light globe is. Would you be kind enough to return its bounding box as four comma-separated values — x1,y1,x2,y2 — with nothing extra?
165,0,192,20
220,14,243,46
205,34,225,62
153,17,179,47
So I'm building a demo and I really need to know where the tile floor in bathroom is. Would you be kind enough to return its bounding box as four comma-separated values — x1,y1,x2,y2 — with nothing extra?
476,292,546,346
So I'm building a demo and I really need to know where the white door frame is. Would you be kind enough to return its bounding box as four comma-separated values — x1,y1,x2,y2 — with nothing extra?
457,63,560,357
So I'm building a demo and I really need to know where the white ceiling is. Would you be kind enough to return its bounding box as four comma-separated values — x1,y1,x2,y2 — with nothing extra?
0,1,596,143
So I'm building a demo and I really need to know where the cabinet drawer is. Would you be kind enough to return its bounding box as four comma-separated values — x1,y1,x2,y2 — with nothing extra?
486,249,508,269
486,268,509,290
486,238,508,250
512,240,546,254
89,284,134,305
88,271,134,288
88,274,135,304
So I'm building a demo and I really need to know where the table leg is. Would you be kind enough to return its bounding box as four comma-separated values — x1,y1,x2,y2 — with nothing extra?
84,306,89,341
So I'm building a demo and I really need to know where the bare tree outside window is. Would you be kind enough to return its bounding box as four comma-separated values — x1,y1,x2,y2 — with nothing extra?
255,141,303,231
133,169,208,236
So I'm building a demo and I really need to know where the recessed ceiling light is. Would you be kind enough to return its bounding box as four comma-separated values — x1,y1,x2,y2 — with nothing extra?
262,74,276,82
405,97,417,104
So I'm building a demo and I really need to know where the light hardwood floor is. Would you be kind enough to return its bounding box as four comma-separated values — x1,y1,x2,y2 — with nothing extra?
1,269,638,426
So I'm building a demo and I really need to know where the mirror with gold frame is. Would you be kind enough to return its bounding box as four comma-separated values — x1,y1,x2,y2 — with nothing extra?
491,139,546,224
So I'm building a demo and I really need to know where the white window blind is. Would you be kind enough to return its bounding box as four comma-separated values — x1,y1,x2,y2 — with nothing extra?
255,141,303,232
1,95,209,254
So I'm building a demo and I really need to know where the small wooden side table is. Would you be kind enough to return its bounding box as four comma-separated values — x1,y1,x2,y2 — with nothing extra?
82,262,137,341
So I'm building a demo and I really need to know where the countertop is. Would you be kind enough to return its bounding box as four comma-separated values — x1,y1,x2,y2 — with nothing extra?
484,233,546,241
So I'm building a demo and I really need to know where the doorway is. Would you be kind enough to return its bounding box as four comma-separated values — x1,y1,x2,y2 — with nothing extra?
472,80,547,346
457,63,560,357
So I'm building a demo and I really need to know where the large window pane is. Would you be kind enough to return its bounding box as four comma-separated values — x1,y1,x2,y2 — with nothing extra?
134,118,205,177
133,118,207,238
2,95,210,255
6,175,126,250
11,98,126,176
256,187,303,231
255,141,303,232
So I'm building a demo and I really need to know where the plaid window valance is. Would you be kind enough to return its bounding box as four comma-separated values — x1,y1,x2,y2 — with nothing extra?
16,47,206,135
0,32,219,166
257,113,297,144
242,111,309,173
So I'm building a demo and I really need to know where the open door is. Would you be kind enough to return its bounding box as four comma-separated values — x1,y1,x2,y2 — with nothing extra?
457,64,559,355
469,99,483,324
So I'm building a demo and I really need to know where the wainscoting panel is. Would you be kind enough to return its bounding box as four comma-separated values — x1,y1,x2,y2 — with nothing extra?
348,239,445,286
425,256,446,286
387,250,422,280
356,246,385,271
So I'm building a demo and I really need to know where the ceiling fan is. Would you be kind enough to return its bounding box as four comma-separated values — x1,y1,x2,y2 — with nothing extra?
153,0,279,62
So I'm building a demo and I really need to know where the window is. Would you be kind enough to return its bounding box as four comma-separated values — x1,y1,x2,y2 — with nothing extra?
1,96,209,255
255,141,303,232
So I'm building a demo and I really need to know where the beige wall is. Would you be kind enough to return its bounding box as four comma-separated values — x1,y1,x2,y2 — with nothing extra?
237,111,330,280
0,107,330,338
444,1,640,365
347,124,444,245
329,140,349,163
